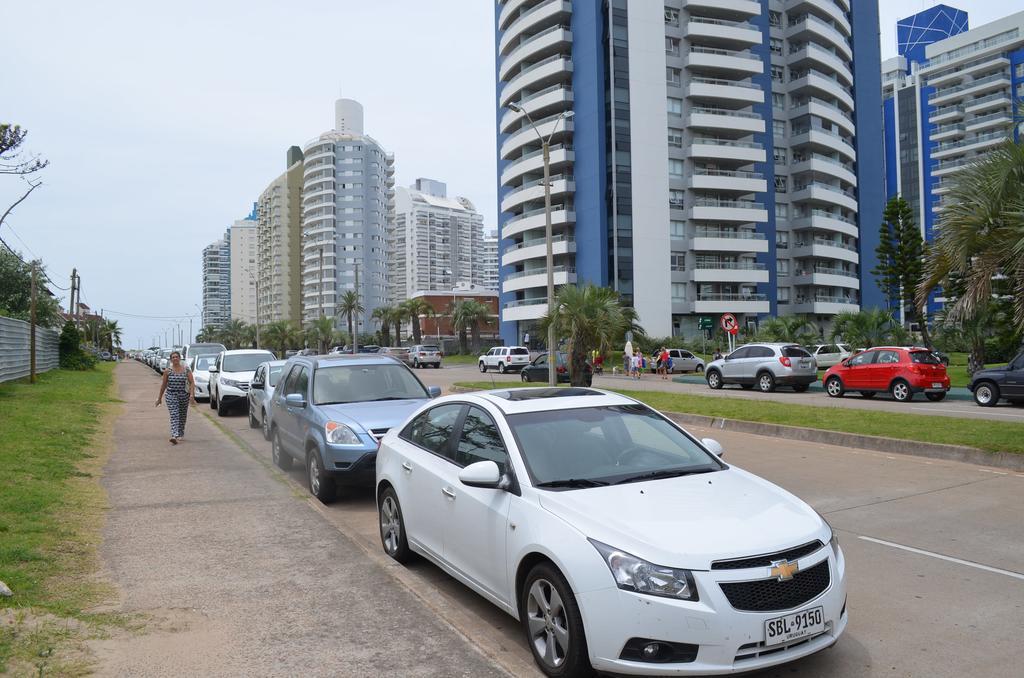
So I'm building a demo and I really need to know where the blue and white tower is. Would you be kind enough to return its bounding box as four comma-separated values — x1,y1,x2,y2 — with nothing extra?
495,0,885,344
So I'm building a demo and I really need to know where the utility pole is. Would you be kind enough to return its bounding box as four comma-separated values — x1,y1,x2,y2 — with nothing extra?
29,262,37,383
69,268,77,326
74,274,81,330
353,262,360,354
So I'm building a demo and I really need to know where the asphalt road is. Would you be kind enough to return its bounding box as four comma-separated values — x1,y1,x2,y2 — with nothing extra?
433,362,1024,423
203,364,1024,678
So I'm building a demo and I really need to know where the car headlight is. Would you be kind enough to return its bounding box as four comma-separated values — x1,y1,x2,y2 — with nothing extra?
816,511,839,553
589,539,698,601
325,421,361,445
222,378,245,388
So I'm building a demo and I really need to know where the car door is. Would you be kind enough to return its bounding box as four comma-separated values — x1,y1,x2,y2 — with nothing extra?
843,350,877,389
278,365,309,453
526,354,546,381
872,350,902,391
393,403,465,561
1002,353,1024,397
672,350,690,372
721,346,750,381
444,406,512,604
249,365,263,414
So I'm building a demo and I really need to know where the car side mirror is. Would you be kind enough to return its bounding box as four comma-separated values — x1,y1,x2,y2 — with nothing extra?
251,381,264,390
285,393,306,408
459,460,505,489
840,358,851,367
701,438,724,458
208,366,219,373
427,386,442,398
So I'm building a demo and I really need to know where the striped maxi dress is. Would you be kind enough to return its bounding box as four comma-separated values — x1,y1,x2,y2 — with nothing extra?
165,369,189,438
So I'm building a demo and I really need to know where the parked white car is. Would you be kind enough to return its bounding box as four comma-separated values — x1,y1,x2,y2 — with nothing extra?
376,388,847,677
806,344,852,369
189,354,217,401
478,346,531,373
209,349,276,416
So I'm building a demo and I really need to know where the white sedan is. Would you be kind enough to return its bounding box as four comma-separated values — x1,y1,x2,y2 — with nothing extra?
376,388,846,676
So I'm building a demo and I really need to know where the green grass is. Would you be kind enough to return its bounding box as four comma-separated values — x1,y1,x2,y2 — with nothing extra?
453,381,1024,455
0,364,121,673
443,353,482,365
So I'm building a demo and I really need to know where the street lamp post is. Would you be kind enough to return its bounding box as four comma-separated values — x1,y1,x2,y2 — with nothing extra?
507,103,573,386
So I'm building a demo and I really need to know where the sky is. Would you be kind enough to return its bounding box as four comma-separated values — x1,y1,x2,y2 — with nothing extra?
1,1,1010,349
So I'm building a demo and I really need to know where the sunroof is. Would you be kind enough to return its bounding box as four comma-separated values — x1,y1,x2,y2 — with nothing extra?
491,387,601,401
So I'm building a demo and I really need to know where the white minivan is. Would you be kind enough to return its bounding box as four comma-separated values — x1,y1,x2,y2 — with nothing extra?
478,346,531,373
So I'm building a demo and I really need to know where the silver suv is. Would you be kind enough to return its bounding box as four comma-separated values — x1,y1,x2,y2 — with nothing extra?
705,343,817,393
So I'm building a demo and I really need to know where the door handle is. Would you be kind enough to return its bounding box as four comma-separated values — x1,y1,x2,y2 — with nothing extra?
441,486,456,500
401,462,413,473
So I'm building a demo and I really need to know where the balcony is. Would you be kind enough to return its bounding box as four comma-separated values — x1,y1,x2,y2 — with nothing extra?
682,0,761,15
790,154,857,185
501,144,574,186
500,174,575,213
790,97,855,136
503,265,576,293
500,83,573,133
791,296,859,314
932,130,1009,161
929,104,964,124
964,91,1013,115
786,0,852,36
684,16,763,45
790,239,859,264
683,46,763,76
790,181,858,212
790,210,859,238
686,77,764,105
687,137,766,164
501,235,576,266
789,127,857,162
792,267,860,289
787,42,853,86
694,293,770,314
785,13,852,61
500,24,573,81
498,0,571,55
689,168,766,193
502,205,575,239
688,107,765,134
964,109,1013,134
501,112,574,158
689,198,768,223
502,297,548,322
930,73,1011,106
692,228,769,253
692,261,769,283
500,54,573,106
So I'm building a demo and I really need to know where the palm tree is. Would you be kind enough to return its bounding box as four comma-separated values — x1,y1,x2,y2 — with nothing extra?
306,315,336,354
220,319,248,349
102,319,122,351
400,298,434,346
920,139,1024,336
758,316,816,345
338,290,365,347
539,283,641,386
263,320,298,359
372,305,396,347
829,309,905,350
240,323,258,349
451,299,493,353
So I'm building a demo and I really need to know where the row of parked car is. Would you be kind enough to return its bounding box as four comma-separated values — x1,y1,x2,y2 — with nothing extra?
143,346,848,677
704,342,1024,407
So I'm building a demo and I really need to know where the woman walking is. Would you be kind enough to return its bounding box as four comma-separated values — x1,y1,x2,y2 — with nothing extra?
156,350,195,444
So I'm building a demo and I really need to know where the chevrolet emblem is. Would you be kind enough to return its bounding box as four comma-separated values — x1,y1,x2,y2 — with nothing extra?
770,559,800,582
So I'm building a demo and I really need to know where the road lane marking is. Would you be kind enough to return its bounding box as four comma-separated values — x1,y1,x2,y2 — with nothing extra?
858,536,1024,581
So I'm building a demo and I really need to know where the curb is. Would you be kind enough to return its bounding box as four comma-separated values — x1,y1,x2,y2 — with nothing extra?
670,375,976,401
448,385,1024,472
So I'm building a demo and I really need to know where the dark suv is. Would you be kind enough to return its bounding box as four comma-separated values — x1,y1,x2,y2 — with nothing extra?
268,354,441,503
968,350,1024,407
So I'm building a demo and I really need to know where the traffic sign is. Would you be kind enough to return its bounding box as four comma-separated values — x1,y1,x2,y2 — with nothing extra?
698,316,713,331
720,313,739,335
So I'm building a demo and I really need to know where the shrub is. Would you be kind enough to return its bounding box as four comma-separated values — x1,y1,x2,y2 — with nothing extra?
58,322,95,370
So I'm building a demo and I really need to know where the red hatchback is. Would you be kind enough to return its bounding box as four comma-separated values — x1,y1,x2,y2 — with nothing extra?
822,347,951,402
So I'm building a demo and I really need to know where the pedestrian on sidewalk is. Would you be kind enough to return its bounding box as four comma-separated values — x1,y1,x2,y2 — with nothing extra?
155,350,196,444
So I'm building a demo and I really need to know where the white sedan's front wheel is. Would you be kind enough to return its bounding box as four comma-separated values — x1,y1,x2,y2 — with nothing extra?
521,562,591,677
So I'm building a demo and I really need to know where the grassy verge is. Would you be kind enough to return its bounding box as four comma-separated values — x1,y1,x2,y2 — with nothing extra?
0,364,123,674
453,381,1024,455
442,354,481,365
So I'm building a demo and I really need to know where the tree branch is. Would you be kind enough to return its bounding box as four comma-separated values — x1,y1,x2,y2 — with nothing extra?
0,179,42,230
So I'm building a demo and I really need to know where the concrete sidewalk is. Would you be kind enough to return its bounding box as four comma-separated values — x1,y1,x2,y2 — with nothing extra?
89,362,504,677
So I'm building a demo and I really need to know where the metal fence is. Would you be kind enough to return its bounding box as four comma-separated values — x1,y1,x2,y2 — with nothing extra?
0,316,60,383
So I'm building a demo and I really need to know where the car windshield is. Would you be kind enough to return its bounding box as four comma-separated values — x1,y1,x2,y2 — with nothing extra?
510,347,529,355
193,356,215,371
268,365,285,386
507,405,721,488
909,351,941,365
313,364,428,404
222,353,275,372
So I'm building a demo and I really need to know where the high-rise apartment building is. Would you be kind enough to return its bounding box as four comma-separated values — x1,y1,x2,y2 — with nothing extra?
257,146,305,326
882,8,1024,314
300,99,395,335
389,178,489,303
482,233,499,291
229,213,259,325
201,231,231,330
494,0,883,343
